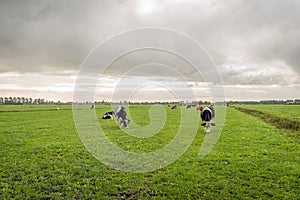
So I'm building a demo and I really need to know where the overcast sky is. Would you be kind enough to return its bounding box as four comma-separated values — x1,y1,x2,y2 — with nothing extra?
0,0,299,102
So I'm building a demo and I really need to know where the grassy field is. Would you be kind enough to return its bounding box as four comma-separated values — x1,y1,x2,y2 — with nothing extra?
0,105,299,199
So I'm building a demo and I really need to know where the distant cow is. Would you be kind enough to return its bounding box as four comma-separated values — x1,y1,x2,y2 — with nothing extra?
186,104,193,109
171,105,177,110
196,104,203,111
115,106,130,128
200,105,215,133
102,111,114,119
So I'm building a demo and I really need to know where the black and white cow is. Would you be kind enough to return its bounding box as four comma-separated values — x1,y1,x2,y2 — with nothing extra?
200,105,215,133
102,111,114,119
90,104,95,109
186,104,195,109
115,106,130,128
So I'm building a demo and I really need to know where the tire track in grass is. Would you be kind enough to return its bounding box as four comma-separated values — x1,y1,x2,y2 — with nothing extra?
0,108,90,113
233,106,300,132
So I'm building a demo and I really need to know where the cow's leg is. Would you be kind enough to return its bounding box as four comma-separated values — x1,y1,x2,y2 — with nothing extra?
206,123,211,133
204,123,208,133
118,118,123,128
124,120,128,128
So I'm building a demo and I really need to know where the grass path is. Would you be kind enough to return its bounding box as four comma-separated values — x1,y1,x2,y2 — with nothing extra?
235,105,300,121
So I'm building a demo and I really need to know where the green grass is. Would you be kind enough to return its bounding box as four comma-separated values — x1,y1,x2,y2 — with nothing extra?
0,104,71,112
95,105,182,152
0,105,299,199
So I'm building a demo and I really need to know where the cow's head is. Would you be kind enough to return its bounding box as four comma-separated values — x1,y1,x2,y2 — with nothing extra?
203,123,212,133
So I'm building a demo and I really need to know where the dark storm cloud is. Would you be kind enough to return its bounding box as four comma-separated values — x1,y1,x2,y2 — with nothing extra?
180,0,300,75
0,0,127,73
223,0,300,74
0,0,299,78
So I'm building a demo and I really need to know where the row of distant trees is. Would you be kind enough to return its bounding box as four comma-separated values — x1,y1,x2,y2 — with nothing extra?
92,100,211,105
227,99,300,105
0,97,208,105
1,96,299,105
0,97,62,105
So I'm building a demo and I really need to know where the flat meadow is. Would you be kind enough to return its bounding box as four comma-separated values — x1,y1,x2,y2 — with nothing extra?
0,104,299,199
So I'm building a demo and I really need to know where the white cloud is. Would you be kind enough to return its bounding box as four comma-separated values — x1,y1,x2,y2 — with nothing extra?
220,62,300,86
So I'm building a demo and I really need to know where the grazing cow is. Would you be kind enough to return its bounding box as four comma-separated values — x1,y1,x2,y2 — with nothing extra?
200,105,215,133
115,106,130,128
171,105,177,110
102,111,114,120
196,104,203,111
186,104,193,109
